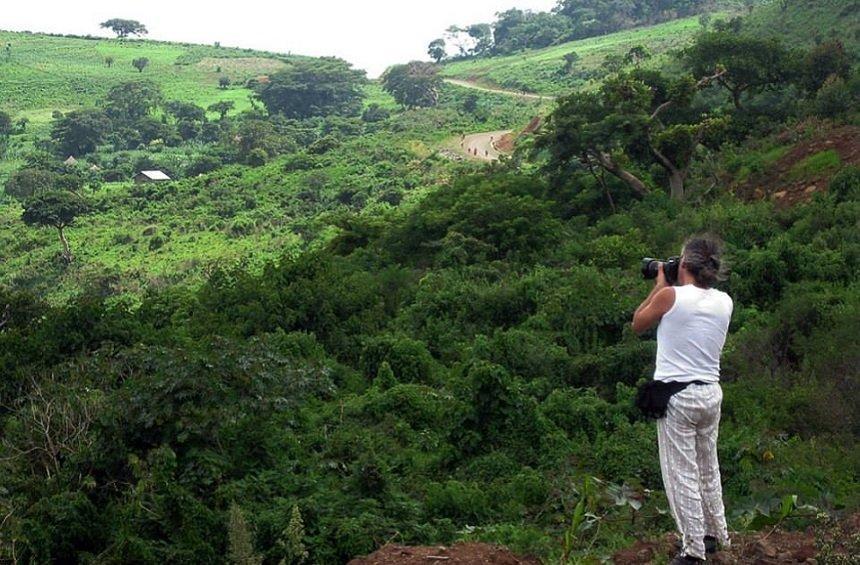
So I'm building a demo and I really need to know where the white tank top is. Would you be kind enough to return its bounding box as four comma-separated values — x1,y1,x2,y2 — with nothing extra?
654,284,733,383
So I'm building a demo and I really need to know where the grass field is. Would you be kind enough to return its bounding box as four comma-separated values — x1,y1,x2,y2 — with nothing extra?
438,15,711,96
0,30,314,124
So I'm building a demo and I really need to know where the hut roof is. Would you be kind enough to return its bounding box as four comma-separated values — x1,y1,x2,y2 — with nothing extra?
137,170,171,181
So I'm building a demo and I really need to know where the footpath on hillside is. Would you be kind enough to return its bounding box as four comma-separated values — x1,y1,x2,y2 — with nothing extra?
442,78,557,101
441,79,554,162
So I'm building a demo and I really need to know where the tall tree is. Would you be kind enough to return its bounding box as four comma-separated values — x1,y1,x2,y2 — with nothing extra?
99,19,148,38
21,191,90,264
50,109,110,156
5,168,56,200
104,80,163,122
801,40,851,94
428,38,446,63
165,101,206,122
467,24,494,56
683,31,795,108
132,57,149,73
535,69,726,200
255,58,366,118
99,18,149,38
207,101,235,120
381,61,442,109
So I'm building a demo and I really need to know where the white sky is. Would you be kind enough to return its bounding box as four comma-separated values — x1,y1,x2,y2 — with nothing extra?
1,0,558,77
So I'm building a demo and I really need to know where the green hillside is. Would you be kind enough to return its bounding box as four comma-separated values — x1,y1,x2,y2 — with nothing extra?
439,15,708,96
745,0,860,53
0,30,304,117
0,30,542,302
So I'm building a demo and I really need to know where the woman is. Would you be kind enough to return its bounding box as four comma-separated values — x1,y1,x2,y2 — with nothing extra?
632,235,733,564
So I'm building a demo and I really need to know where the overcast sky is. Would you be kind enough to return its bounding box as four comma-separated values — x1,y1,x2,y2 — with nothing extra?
1,0,558,77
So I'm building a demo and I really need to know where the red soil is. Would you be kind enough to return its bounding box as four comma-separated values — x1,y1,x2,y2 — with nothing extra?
736,124,860,206
347,542,541,565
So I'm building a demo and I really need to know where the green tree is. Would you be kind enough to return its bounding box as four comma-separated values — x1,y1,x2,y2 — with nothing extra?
236,119,276,156
165,101,206,122
104,80,163,122
624,45,651,67
380,61,442,108
5,168,56,200
255,58,366,118
207,100,235,120
467,23,494,56
21,191,90,263
428,38,446,63
563,51,580,74
493,9,571,53
227,504,262,565
99,19,148,38
683,31,795,108
361,103,390,122
535,70,726,200
131,57,149,73
801,40,851,94
104,56,114,68
50,109,110,156
219,76,231,89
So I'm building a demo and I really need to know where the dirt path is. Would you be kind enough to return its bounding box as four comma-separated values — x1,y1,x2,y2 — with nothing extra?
443,78,556,101
453,129,512,161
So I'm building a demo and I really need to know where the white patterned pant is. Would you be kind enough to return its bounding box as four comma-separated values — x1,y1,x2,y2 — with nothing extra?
657,382,730,560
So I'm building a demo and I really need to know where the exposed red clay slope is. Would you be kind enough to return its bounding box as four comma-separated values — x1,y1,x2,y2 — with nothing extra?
736,124,860,206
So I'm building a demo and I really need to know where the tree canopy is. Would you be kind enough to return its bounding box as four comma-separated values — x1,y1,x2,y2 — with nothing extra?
21,191,90,263
104,80,163,122
50,109,110,157
381,61,443,109
683,31,796,108
255,58,367,119
99,18,148,38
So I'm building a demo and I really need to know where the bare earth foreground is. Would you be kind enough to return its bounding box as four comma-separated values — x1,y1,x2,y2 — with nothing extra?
348,514,860,564
347,542,541,565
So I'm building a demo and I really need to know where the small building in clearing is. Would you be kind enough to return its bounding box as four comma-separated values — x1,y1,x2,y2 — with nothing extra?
134,170,171,183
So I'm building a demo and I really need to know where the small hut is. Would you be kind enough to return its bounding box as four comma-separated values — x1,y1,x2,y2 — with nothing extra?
64,155,78,166
134,170,171,183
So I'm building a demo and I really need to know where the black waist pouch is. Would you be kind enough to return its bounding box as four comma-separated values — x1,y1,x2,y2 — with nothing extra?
634,380,704,419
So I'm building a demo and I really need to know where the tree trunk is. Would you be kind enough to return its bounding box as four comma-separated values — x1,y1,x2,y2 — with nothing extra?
651,145,688,201
57,226,72,263
591,151,649,197
731,88,743,109
668,170,686,201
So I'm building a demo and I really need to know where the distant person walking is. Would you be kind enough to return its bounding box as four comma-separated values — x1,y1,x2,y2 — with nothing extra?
632,235,732,564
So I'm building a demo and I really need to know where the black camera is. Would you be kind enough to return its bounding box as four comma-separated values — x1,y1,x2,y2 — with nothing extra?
641,256,681,285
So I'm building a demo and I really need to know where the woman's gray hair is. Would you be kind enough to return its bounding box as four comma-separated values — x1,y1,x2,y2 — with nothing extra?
681,234,728,287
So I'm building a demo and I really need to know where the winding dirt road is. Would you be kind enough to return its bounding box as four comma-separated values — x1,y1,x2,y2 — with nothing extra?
456,130,512,161
443,78,554,161
443,78,556,101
